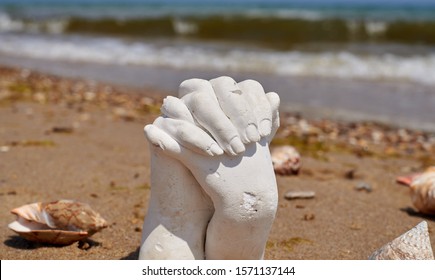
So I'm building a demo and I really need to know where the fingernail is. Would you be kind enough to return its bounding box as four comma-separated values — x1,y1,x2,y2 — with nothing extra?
209,143,224,156
246,124,260,142
259,119,272,137
157,140,165,150
230,137,245,154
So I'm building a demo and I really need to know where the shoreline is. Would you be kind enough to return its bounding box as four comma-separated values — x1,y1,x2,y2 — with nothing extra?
0,54,434,132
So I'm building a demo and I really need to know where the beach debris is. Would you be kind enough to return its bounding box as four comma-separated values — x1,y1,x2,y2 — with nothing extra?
396,166,435,214
51,126,74,134
7,140,56,147
349,222,363,230
369,221,434,260
0,190,17,196
8,200,108,245
303,213,315,221
0,146,10,152
344,169,357,180
355,182,372,192
112,107,137,121
271,145,301,175
276,115,435,165
285,191,315,200
84,91,96,101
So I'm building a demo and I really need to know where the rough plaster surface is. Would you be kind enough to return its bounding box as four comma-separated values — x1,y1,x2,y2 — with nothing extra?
140,77,280,259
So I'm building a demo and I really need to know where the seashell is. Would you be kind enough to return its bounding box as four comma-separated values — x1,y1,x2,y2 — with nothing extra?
369,221,434,260
271,145,301,175
8,200,108,245
396,166,435,215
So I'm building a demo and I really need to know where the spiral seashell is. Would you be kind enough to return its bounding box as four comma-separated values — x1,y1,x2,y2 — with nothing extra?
369,221,434,260
397,166,435,214
8,200,108,245
271,145,301,175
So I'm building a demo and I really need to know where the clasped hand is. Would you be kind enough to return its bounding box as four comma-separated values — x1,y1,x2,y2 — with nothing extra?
140,76,280,260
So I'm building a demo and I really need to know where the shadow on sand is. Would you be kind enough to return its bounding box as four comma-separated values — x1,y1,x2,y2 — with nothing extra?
121,246,140,260
400,207,435,222
4,235,101,250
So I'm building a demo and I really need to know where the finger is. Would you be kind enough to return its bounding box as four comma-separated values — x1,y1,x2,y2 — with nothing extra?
179,78,245,156
265,91,280,142
144,124,182,158
237,79,273,138
161,96,195,123
210,76,260,143
161,96,223,155
154,116,224,156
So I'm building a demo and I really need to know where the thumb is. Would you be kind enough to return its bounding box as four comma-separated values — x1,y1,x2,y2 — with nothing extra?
144,124,182,158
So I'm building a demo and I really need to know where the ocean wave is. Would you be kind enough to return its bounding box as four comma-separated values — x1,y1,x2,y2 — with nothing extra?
2,12,435,47
0,33,434,86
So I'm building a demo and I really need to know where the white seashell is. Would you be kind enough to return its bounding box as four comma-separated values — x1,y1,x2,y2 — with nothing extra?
8,200,108,245
369,221,434,260
271,145,301,175
397,166,435,214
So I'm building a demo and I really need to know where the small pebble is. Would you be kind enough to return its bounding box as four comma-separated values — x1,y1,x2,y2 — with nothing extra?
344,169,356,180
78,240,91,250
285,191,315,200
303,213,315,221
355,182,372,192
0,146,10,152
52,126,74,133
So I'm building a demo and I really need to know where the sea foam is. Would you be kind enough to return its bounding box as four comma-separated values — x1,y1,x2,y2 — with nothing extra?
0,33,434,86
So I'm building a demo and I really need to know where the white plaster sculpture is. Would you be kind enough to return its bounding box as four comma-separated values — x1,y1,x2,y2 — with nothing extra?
139,77,280,260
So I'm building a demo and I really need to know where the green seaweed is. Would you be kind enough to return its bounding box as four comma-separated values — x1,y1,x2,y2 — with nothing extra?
8,140,56,147
136,183,151,190
266,237,313,252
8,82,32,95
271,135,333,160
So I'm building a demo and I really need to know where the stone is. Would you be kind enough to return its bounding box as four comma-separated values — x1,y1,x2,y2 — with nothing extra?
369,221,434,260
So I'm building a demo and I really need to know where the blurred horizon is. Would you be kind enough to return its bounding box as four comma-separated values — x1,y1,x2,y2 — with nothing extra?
1,0,435,5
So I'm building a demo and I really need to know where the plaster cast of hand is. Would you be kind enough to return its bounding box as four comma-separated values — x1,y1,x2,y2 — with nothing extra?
178,77,280,154
142,77,280,260
147,77,280,158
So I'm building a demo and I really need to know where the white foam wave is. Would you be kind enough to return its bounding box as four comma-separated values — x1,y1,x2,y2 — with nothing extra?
0,13,25,32
0,33,434,86
244,8,325,20
172,19,198,35
0,13,67,34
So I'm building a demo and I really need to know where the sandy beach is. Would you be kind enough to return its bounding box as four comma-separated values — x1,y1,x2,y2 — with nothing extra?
1,54,435,133
1,65,434,260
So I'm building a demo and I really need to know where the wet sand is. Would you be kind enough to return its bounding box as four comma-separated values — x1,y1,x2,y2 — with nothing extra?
0,66,434,260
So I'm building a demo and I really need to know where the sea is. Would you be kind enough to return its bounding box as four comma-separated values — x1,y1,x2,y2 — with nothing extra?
0,0,434,129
